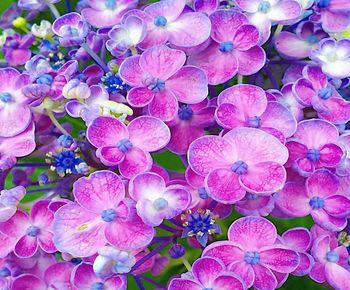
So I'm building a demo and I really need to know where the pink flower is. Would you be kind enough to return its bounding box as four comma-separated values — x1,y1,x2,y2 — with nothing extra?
53,171,154,257
188,127,288,203
286,119,343,174
235,193,275,217
129,172,191,226
215,84,297,143
119,45,208,121
310,235,350,289
168,257,246,290
0,200,56,258
203,216,300,290
188,10,266,85
87,116,170,178
275,169,350,231
293,65,350,124
0,186,26,222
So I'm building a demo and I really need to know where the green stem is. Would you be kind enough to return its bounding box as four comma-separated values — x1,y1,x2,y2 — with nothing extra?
47,110,70,136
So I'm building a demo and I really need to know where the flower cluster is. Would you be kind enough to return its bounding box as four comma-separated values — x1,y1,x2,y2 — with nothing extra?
0,0,350,289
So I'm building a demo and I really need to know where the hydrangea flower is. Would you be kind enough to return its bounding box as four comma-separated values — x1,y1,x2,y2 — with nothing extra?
0,200,56,258
286,119,343,174
119,45,208,121
275,169,350,231
215,84,297,142
188,10,266,85
87,116,170,178
53,171,155,257
2,33,34,66
203,216,300,290
0,186,26,222
336,132,350,176
235,192,275,217
168,257,246,290
188,127,288,203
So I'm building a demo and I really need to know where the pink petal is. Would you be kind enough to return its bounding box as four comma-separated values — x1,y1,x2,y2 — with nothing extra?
148,89,178,121
167,124,203,155
239,161,286,194
0,210,29,237
192,257,224,286
127,87,155,107
139,45,185,80
168,12,211,47
306,169,339,198
38,230,56,253
275,32,312,59
136,198,164,226
73,171,125,212
233,0,260,12
87,116,128,148
168,279,202,290
212,274,245,290
311,209,347,231
252,264,278,290
286,141,308,163
206,168,246,204
129,172,166,201
228,216,277,250
14,235,38,258
144,0,185,21
267,1,302,22
310,261,326,283
202,241,245,266
163,185,191,211
72,263,100,288
215,103,246,129
0,232,16,258
233,24,259,50
12,274,46,290
325,262,350,290
119,147,152,178
194,0,219,14
260,246,299,273
0,104,32,138
282,228,311,251
318,97,350,124
228,261,255,288
234,46,266,76
30,199,53,229
97,146,125,166
119,56,146,86
128,116,170,152
292,252,314,276
188,135,235,176
324,195,350,217
303,65,327,90
319,143,343,167
44,262,74,288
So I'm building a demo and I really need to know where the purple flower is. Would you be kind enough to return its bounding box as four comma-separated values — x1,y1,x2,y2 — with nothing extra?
188,10,266,85
337,132,350,176
169,257,245,290
18,0,61,10
0,200,56,258
203,216,300,290
286,119,343,174
53,171,155,257
2,33,34,67
215,84,297,143
52,12,90,47
87,115,170,178
188,127,288,203
193,0,219,14
81,0,138,28
293,65,350,124
310,38,350,79
275,169,350,231
126,0,211,49
119,45,208,121
129,172,191,226
275,21,327,59
0,186,26,223
235,192,275,217
12,274,47,290
73,263,126,290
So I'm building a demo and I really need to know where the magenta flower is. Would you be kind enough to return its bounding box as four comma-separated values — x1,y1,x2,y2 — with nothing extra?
215,84,297,143
188,127,288,203
0,200,56,258
188,10,266,85
233,0,302,44
193,0,219,14
2,33,34,67
286,119,343,174
0,186,26,223
119,45,208,121
235,193,275,217
310,235,350,289
82,0,138,28
169,257,245,290
87,116,170,178
275,169,350,231
203,216,299,290
12,274,47,290
53,171,155,257
73,263,126,290
126,0,211,49
0,68,32,137
129,172,191,226
293,65,350,124
167,100,216,154
337,133,350,176
275,21,326,59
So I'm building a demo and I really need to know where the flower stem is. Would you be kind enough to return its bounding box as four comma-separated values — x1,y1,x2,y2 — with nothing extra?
140,275,165,288
46,1,60,19
158,223,179,234
47,109,70,136
26,187,54,194
65,0,71,12
182,257,192,271
14,163,49,168
81,43,109,73
264,66,279,89
237,74,243,84
133,276,145,290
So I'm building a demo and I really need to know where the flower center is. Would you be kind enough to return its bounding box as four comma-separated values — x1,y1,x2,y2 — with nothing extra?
219,41,234,53
101,72,130,94
318,87,332,100
317,0,331,8
247,193,258,200
178,105,194,121
326,250,339,263
37,74,54,85
147,78,165,92
101,208,117,222
26,225,41,237
0,92,13,103
244,251,260,265
91,282,104,290
198,187,209,199
117,138,133,153
246,116,262,128
154,16,167,27
0,267,11,278
309,196,325,209
60,26,80,37
306,35,318,44
231,160,248,175
306,149,320,161
153,197,169,211
48,150,85,176
258,1,271,13
105,0,117,10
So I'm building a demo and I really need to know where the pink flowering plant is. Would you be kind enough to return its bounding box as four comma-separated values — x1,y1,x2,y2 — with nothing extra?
0,0,350,289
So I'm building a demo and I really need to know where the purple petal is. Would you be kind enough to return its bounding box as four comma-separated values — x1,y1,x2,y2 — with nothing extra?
129,172,166,201
324,195,350,217
202,241,245,266
192,257,224,286
12,274,46,290
212,274,245,290
234,46,266,75
168,279,202,290
282,228,312,251
148,90,178,121
119,147,152,178
127,87,155,107
252,264,278,290
306,169,339,198
14,235,38,258
260,246,299,273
